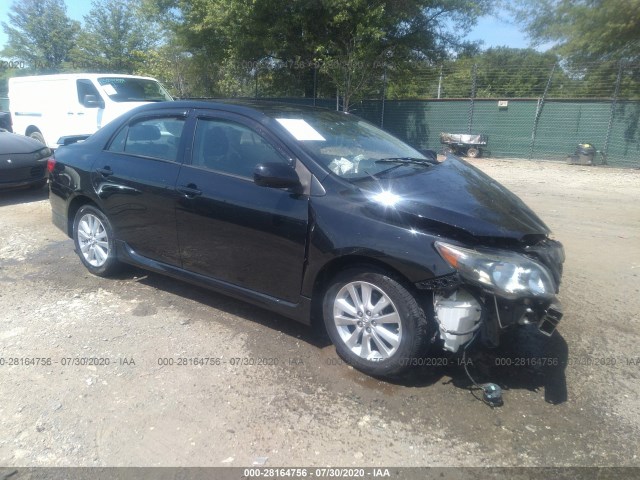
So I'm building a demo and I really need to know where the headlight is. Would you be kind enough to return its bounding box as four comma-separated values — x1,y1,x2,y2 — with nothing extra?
434,241,556,299
35,147,52,161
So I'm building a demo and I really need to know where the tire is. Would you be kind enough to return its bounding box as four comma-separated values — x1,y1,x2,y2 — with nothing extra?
29,131,46,145
466,147,480,158
73,205,120,277
323,268,431,377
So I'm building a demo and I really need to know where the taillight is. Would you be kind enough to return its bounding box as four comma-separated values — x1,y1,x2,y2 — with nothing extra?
47,156,56,173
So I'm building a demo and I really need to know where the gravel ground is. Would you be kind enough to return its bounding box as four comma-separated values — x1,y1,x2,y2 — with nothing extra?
0,157,639,468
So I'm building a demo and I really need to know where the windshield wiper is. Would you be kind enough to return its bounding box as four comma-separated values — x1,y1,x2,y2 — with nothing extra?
375,157,437,165
361,157,437,179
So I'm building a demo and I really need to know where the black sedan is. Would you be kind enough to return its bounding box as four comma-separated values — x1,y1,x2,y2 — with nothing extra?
0,131,51,190
49,101,564,378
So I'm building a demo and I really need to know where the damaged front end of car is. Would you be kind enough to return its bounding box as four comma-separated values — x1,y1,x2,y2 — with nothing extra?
423,237,565,354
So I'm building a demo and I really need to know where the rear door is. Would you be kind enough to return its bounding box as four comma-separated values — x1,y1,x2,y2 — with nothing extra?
94,108,188,265
174,111,309,302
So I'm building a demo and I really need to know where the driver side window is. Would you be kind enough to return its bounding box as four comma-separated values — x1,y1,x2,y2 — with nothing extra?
192,118,288,178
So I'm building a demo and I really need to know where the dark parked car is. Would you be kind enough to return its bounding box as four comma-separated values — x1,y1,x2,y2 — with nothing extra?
0,111,12,132
0,130,51,190
49,101,564,377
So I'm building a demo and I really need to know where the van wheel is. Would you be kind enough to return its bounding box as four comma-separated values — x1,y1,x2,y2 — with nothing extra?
323,268,431,377
29,131,46,145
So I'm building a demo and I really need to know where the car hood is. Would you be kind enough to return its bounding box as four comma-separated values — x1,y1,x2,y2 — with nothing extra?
358,156,550,241
0,132,45,155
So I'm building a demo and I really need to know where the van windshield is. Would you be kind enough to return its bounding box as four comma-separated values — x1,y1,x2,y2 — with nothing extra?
97,77,172,102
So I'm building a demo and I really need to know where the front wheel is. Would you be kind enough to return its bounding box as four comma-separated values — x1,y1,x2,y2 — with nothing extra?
466,147,480,158
73,205,120,277
323,269,431,377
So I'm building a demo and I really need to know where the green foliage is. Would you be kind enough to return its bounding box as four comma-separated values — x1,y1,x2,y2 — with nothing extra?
136,43,194,97
5,0,633,103
70,0,159,74
510,0,640,100
512,0,640,64
385,48,574,100
1,0,80,72
146,0,491,109
441,48,571,98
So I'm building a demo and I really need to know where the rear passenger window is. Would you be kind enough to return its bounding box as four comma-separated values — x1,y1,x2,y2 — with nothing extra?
108,117,185,162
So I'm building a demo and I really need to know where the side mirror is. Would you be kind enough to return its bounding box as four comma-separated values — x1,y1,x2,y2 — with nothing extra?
254,162,300,189
83,94,104,108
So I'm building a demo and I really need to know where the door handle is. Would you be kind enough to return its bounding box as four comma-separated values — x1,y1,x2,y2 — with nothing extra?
177,185,202,197
97,167,113,177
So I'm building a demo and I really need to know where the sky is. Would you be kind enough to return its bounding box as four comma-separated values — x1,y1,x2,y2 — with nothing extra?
0,1,539,53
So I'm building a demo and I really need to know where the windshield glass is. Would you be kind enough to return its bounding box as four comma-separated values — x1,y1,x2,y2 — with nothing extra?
97,77,172,102
272,110,433,180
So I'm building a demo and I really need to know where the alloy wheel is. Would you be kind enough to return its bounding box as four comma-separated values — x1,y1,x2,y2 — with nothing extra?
76,213,110,267
332,281,403,361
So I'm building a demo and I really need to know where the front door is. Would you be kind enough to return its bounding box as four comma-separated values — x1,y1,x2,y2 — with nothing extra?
175,112,309,303
73,79,104,136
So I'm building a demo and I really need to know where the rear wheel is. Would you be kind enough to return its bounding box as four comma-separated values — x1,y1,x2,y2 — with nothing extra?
29,131,46,145
73,205,120,277
323,268,431,377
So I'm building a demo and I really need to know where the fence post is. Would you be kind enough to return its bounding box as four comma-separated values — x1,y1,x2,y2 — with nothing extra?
528,63,556,159
467,63,477,134
254,68,258,99
313,65,317,107
602,61,623,165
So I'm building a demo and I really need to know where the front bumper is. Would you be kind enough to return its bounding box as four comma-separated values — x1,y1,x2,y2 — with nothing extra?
427,277,563,352
492,293,562,335
0,163,47,189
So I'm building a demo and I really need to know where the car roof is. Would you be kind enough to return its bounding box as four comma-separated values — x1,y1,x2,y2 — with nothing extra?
135,99,347,121
9,73,160,82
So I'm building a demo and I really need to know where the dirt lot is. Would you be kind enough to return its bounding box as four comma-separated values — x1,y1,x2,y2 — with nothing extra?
0,158,639,468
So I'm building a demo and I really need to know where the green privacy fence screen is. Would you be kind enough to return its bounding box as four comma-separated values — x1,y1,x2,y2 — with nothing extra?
365,99,640,168
3,93,638,167
268,97,640,168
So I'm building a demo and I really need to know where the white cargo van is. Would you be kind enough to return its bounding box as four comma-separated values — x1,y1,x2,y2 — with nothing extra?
9,73,173,148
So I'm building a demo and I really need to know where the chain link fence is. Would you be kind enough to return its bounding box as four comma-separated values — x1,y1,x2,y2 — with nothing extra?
239,60,640,168
2,59,638,167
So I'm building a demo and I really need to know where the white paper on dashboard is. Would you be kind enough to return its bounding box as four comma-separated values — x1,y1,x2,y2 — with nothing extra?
276,118,325,141
101,84,118,96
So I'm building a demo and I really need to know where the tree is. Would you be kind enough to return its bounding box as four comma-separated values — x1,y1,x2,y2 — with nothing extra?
71,0,159,74
437,47,575,99
146,0,492,109
1,0,80,72
138,43,193,97
511,0,640,64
